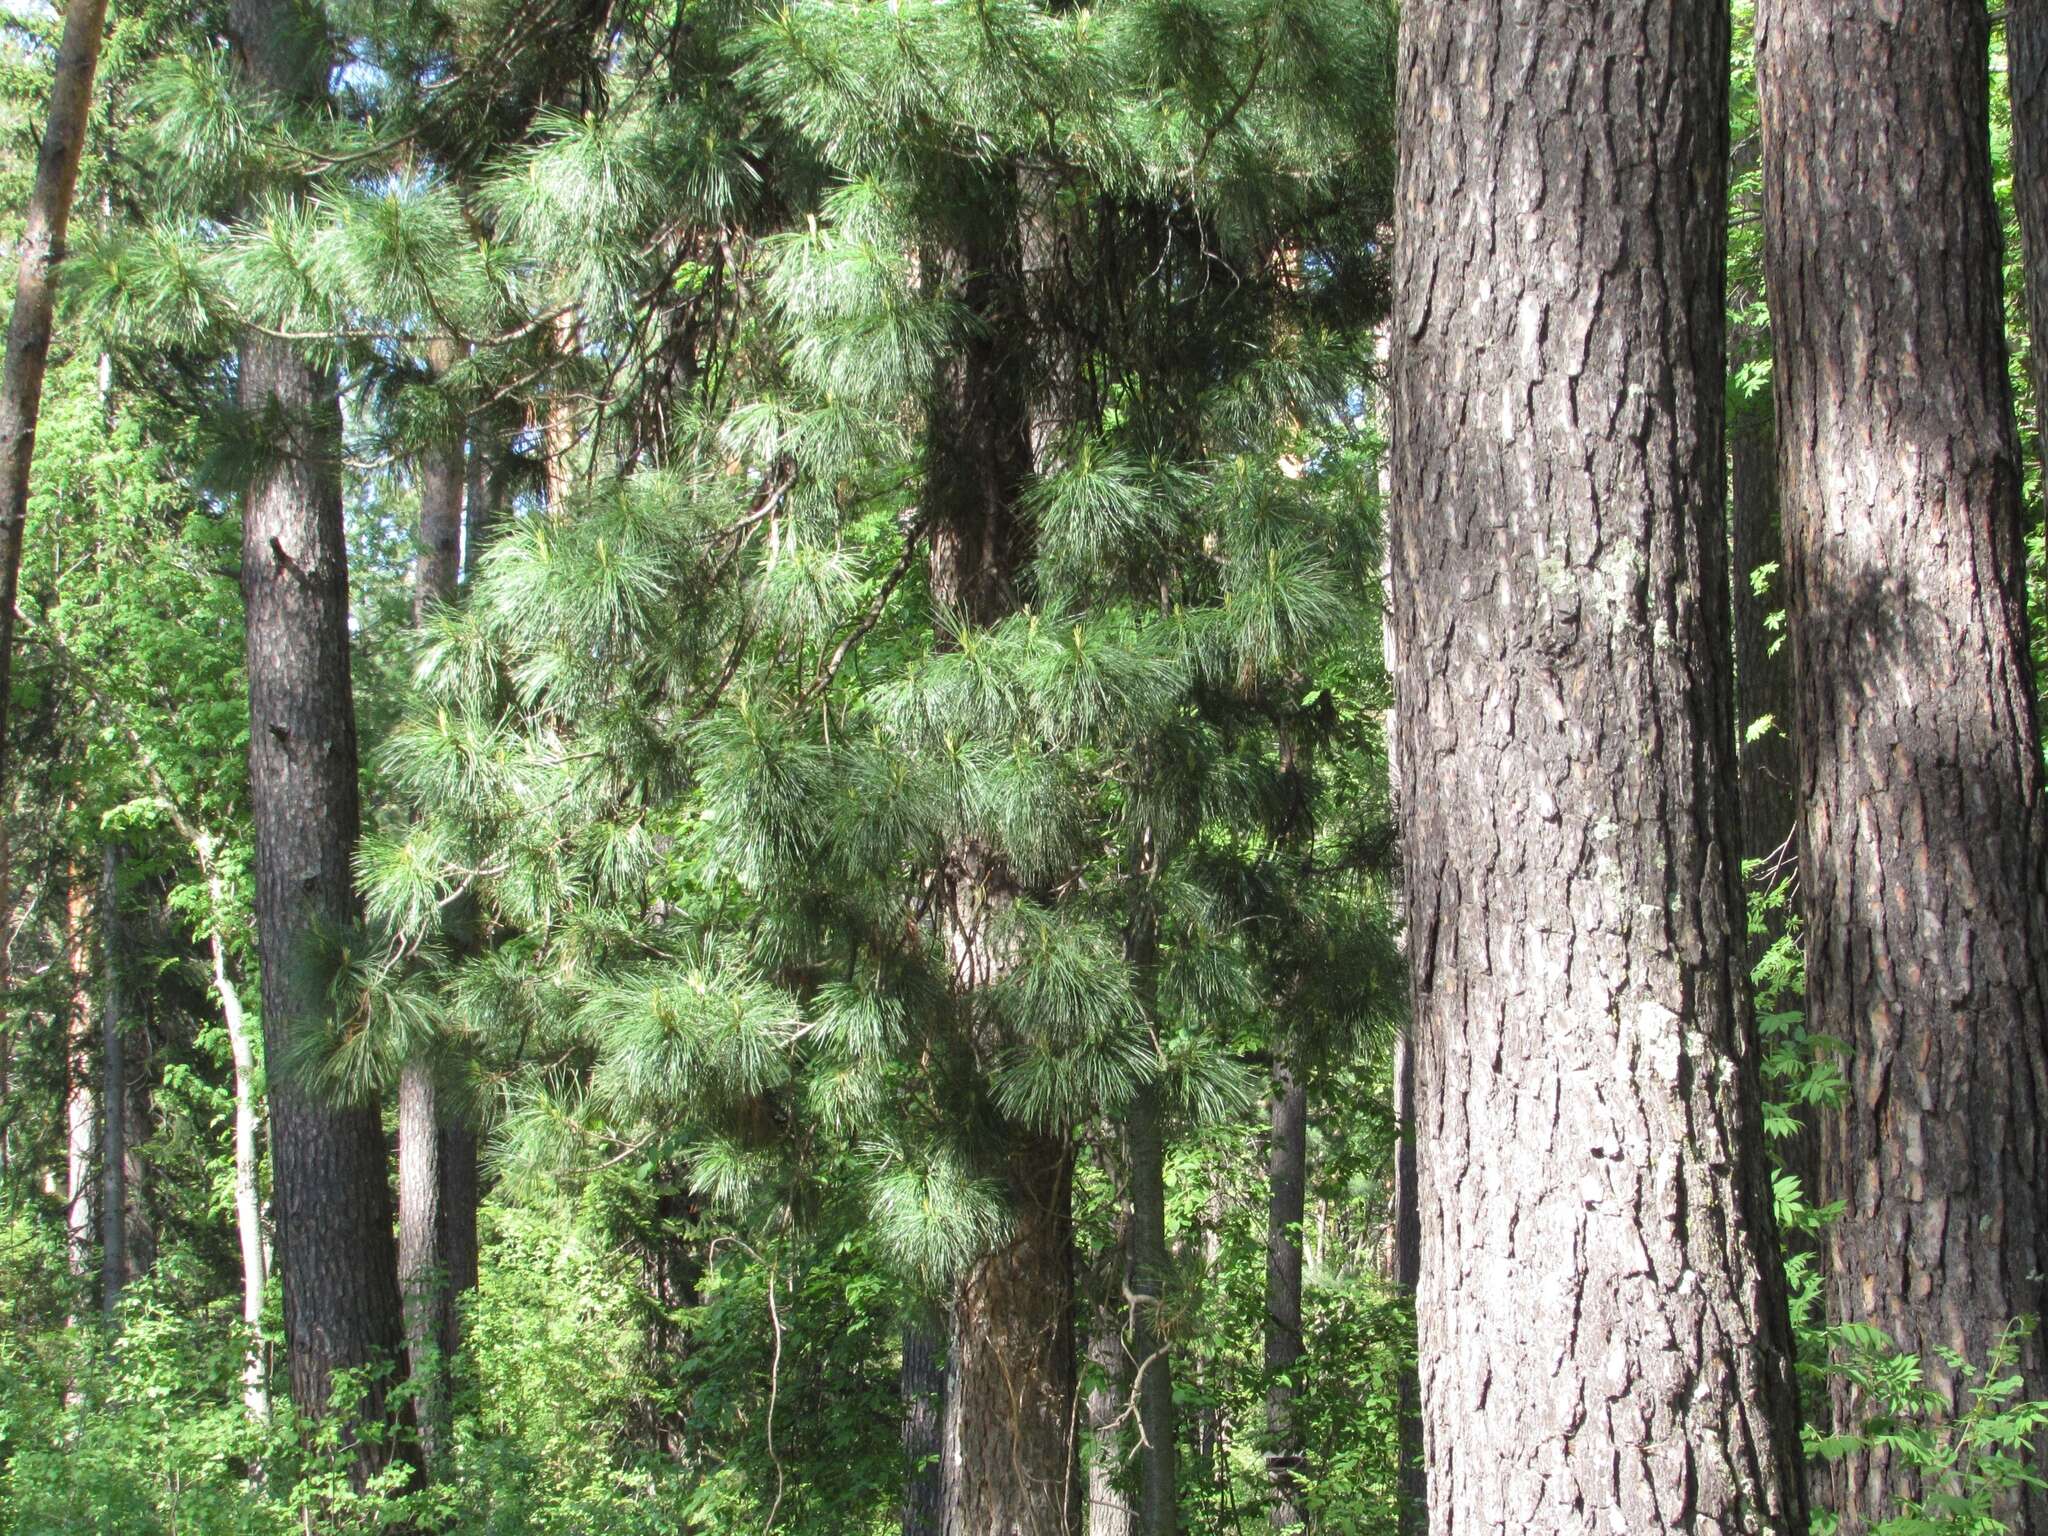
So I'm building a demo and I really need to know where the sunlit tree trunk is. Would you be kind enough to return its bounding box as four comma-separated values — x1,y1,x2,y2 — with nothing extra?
1758,2,2048,1525
1390,0,1810,1528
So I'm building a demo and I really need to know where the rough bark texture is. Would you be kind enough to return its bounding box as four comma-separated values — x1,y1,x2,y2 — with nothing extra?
2012,0,2048,478
1262,1057,1306,1533
1757,3,2048,1526
229,0,411,1483
0,0,109,918
946,1132,1079,1536
1390,3,1811,1531
903,1311,949,1536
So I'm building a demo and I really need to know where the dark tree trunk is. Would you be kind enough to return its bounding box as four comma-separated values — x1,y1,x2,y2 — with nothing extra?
902,1310,949,1536
0,0,109,924
399,335,470,1477
946,1131,1078,1536
926,187,1079,1536
1758,3,2048,1526
2012,0,2048,478
1262,1055,1306,1533
1390,1,1810,1530
228,0,411,1488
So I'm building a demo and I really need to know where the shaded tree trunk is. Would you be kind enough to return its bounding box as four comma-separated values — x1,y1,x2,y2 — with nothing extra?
228,0,411,1487
1758,3,2048,1526
946,1131,1078,1536
0,0,109,929
925,184,1079,1536
1262,1055,1305,1533
903,1309,949,1536
1390,1,1810,1530
1389,1026,1423,1536
2012,0,2048,478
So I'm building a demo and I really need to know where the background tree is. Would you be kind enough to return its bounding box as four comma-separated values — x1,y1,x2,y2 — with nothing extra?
1758,1,2048,1526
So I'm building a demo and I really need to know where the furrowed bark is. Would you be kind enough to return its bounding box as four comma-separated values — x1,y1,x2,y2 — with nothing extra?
1390,1,1810,1529
229,0,412,1486
1758,2,2048,1525
0,0,110,933
2011,0,2048,478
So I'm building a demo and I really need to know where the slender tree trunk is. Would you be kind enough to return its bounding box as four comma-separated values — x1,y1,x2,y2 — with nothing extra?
98,844,123,1318
903,1310,949,1536
228,0,412,1486
1758,3,2048,1526
398,334,468,1477
0,0,109,930
64,863,93,1289
1389,2,1811,1530
208,874,271,1425
2012,0,2048,478
1261,1055,1305,1533
1124,1081,1173,1536
1083,1208,1136,1536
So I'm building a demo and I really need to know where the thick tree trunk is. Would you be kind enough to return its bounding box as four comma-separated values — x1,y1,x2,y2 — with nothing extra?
903,1310,949,1536
1262,1056,1305,1533
946,1131,1078,1536
2012,0,2048,478
399,334,469,1477
228,0,411,1486
1390,2,1810,1531
926,188,1079,1536
1758,3,2048,1526
0,0,109,927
